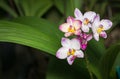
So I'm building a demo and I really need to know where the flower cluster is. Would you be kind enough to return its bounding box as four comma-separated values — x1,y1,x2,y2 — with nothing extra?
56,8,112,65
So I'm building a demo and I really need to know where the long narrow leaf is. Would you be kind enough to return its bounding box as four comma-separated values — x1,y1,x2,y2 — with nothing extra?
99,42,120,79
0,17,62,55
0,1,18,17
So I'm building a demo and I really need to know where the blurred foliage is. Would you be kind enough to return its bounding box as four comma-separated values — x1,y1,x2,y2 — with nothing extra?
0,0,120,79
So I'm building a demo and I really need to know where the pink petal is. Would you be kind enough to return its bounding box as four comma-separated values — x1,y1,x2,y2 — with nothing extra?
73,20,82,30
67,55,76,65
71,38,80,50
81,44,87,50
84,11,96,22
67,16,74,25
56,47,68,59
75,50,84,58
100,31,107,38
100,19,112,30
86,34,93,41
61,38,71,47
59,23,70,32
74,8,83,20
81,33,87,39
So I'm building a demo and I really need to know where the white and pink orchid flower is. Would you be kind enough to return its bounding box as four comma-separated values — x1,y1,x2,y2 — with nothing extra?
56,38,84,65
78,33,92,50
59,16,82,37
92,14,112,41
74,8,96,32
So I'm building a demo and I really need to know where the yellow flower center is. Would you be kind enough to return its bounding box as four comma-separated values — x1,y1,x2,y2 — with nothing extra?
83,18,89,25
68,26,76,33
97,26,104,34
67,49,76,56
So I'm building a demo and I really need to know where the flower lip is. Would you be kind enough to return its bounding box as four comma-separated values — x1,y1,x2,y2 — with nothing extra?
67,49,76,56
83,18,90,25
67,55,76,65
68,25,76,33
97,25,104,34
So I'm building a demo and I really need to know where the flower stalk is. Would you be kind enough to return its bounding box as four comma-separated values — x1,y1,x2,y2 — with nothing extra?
84,51,94,79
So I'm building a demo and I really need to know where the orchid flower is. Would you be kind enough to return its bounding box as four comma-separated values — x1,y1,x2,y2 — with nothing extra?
74,8,96,32
77,33,92,50
92,14,112,41
56,38,84,65
59,16,82,37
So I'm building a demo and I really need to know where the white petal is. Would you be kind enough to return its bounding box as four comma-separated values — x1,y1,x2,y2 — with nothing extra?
64,32,72,37
100,19,112,30
74,30,81,35
94,33,99,41
94,14,100,23
81,24,90,32
84,11,96,22
100,31,107,38
59,23,70,32
67,55,76,65
71,38,80,50
92,18,100,30
91,23,98,33
61,38,71,47
74,8,83,20
56,47,68,59
75,50,84,58
72,20,82,30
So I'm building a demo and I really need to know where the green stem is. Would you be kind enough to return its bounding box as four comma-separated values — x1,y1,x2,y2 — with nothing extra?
85,52,94,79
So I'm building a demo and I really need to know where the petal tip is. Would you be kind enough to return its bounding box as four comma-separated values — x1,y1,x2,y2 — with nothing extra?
56,52,60,58
61,37,67,41
59,25,62,31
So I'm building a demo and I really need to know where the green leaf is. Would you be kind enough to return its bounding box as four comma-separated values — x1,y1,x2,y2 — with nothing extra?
99,42,120,79
53,0,65,14
12,16,63,39
87,0,97,10
18,0,53,16
54,0,83,17
74,0,83,9
0,0,18,17
85,39,106,79
86,39,106,65
65,0,79,17
0,17,62,55
19,0,30,16
13,0,24,16
35,1,53,17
